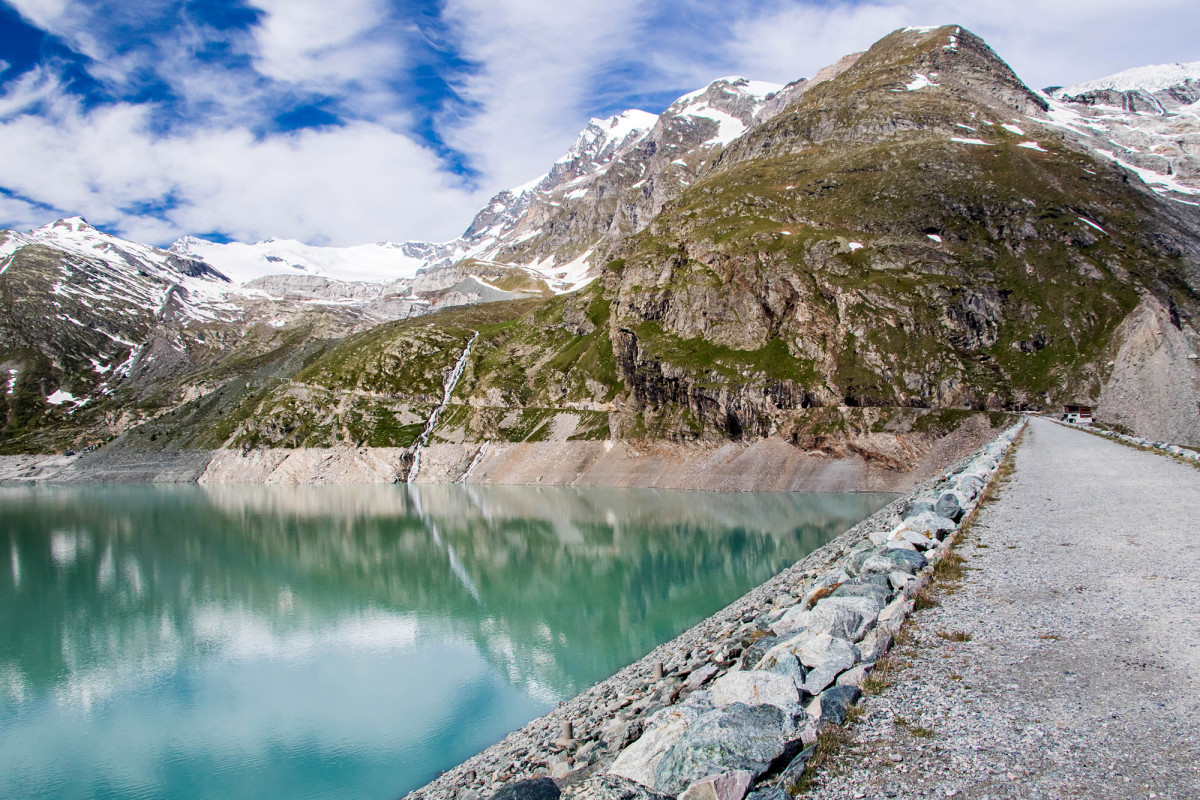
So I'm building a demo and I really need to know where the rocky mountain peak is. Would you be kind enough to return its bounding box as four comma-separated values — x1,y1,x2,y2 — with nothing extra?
43,216,97,234
867,25,1047,115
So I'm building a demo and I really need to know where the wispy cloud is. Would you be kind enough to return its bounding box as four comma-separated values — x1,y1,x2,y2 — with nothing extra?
439,0,654,189
0,0,1198,248
0,93,488,245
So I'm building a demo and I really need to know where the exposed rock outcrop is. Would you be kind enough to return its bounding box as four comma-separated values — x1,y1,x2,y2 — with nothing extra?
1097,295,1200,447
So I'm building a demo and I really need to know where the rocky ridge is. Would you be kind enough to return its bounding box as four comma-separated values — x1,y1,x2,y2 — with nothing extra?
402,423,1023,800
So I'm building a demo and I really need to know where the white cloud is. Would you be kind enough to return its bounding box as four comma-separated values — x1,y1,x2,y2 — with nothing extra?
2,0,1199,250
4,0,72,31
0,65,64,117
720,0,1200,92
247,0,405,93
0,96,488,245
439,0,653,190
0,193,52,231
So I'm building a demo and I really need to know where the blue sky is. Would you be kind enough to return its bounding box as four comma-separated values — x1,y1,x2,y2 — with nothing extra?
0,0,1197,247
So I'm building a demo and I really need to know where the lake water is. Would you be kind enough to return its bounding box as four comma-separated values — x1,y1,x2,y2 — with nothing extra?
0,483,891,800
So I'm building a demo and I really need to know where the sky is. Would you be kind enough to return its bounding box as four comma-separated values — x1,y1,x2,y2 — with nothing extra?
0,0,1197,248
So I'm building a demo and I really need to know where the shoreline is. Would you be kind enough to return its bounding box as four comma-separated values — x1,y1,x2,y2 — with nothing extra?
0,417,1004,492
402,423,1022,800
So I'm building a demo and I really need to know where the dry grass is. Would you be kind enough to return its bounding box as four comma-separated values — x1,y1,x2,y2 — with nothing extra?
862,651,901,695
790,724,854,794
936,630,972,642
932,548,964,582
912,587,939,610
893,716,936,738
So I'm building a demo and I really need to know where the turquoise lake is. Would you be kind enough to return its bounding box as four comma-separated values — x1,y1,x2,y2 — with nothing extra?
0,483,892,800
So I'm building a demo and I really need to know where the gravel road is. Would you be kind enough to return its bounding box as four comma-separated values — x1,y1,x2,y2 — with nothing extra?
805,416,1200,799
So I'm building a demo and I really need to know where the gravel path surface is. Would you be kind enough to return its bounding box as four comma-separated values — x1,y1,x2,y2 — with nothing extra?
805,416,1200,800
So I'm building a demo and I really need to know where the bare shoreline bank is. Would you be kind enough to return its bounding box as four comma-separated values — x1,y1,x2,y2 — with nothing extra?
0,417,1003,493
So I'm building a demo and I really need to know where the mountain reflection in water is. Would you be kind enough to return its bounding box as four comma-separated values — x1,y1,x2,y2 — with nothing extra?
0,483,892,800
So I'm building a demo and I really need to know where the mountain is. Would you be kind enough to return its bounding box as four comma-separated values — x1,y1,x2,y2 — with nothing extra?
171,80,802,293
1044,61,1200,201
3,25,1200,465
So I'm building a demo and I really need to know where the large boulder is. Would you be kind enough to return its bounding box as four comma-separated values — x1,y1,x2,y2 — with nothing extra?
814,685,862,725
935,490,970,521
491,778,561,800
880,548,927,574
796,634,859,695
708,671,801,711
609,700,710,787
831,580,891,607
652,703,792,794
769,605,810,637
739,635,780,669
754,629,818,671
903,511,957,540
810,596,882,641
765,652,806,690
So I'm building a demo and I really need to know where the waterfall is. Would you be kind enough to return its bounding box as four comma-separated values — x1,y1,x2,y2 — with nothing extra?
406,332,478,484
457,440,490,483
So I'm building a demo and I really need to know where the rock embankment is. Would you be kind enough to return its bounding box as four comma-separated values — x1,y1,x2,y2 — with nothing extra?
802,415,1200,799
404,424,1024,800
1064,420,1200,465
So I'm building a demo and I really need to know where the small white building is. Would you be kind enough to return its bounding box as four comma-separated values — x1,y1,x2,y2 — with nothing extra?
1061,404,1093,425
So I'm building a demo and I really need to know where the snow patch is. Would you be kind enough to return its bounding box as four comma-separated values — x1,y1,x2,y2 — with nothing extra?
1017,141,1047,152
1078,217,1107,234
6,369,16,394
906,74,938,91
1001,123,1025,135
848,242,864,251
175,237,437,284
46,389,76,406
686,106,748,146
1094,148,1200,196
927,234,943,242
550,248,596,293
902,25,938,33
950,137,991,146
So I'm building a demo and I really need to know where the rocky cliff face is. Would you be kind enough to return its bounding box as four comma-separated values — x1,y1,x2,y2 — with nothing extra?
1096,295,1200,445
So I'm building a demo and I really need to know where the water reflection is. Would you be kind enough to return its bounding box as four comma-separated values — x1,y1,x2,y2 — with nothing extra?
0,484,891,800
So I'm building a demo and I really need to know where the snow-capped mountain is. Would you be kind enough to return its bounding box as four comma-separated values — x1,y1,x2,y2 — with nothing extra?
1056,60,1200,111
0,217,240,416
1,217,234,327
1043,61,1200,201
171,77,793,293
169,235,454,285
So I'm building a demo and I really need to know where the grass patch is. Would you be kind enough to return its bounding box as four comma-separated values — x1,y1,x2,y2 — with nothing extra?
932,548,965,583
936,630,972,642
861,655,895,695
788,724,854,794
893,716,936,738
912,588,939,611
